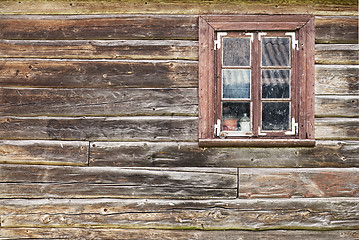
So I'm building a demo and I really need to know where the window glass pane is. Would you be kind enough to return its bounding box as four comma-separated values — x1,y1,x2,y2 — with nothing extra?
223,69,250,99
222,102,251,132
223,37,250,66
262,70,290,98
262,37,290,66
262,102,290,130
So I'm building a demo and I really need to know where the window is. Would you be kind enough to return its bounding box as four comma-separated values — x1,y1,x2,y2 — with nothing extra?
198,15,315,147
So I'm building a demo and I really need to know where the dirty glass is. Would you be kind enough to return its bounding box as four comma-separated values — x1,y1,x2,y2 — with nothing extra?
223,37,251,66
262,70,290,98
222,69,250,99
262,102,290,130
222,102,251,132
262,37,290,66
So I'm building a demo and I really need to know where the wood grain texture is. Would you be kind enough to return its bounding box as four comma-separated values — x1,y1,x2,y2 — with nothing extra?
1,228,358,240
315,95,359,118
0,87,198,116
0,1,357,15
315,118,359,140
0,165,237,199
315,65,358,94
0,140,88,166
1,198,358,230
239,168,359,198
0,116,357,141
89,141,359,168
315,16,358,44
0,116,198,141
316,44,359,65
0,15,198,40
0,60,198,88
0,40,198,60
0,16,356,44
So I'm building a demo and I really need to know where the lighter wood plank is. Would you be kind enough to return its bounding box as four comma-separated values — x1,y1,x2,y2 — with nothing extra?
89,140,359,168
1,228,358,240
239,168,359,198
0,140,88,166
315,118,359,140
316,44,359,65
0,165,237,199
1,198,358,230
0,87,197,116
315,65,358,94
315,95,359,118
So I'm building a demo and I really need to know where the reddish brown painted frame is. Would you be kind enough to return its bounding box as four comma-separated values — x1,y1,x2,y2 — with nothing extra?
198,15,315,147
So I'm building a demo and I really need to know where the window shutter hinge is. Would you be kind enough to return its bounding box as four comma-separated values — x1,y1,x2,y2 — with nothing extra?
258,32,267,41
285,118,299,135
245,33,254,42
258,127,267,136
285,32,299,50
214,119,221,136
214,32,227,50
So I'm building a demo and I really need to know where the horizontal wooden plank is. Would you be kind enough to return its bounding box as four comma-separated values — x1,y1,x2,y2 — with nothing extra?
0,40,198,60
0,59,198,88
315,118,359,140
1,198,358,230
0,1,357,16
0,87,198,116
0,15,198,40
315,95,359,118
315,65,358,94
239,168,359,198
1,228,358,240
0,116,357,141
315,16,358,44
0,140,88,166
0,165,237,199
316,44,359,65
0,16,357,44
89,141,359,168
0,116,198,141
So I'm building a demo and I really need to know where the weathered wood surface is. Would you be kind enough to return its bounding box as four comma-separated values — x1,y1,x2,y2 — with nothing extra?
315,118,359,140
315,16,358,44
315,95,359,118
0,165,237,199
315,65,358,94
315,44,359,65
1,228,358,240
0,16,357,44
0,15,198,40
0,40,198,60
1,198,358,230
0,1,357,15
0,116,197,141
1,116,358,141
239,168,359,198
0,140,88,166
0,60,198,88
89,141,359,168
1,61,356,93
0,87,198,116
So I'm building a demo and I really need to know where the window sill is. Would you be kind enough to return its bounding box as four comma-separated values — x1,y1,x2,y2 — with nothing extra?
199,139,316,148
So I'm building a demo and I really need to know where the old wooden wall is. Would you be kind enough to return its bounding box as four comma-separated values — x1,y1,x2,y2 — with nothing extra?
0,0,358,239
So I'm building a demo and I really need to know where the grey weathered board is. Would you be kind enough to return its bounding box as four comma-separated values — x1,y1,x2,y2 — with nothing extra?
1,228,358,240
1,198,358,230
1,116,358,141
89,141,359,168
0,165,237,199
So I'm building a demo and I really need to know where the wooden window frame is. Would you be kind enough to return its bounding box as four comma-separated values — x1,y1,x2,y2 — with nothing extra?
198,15,315,147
